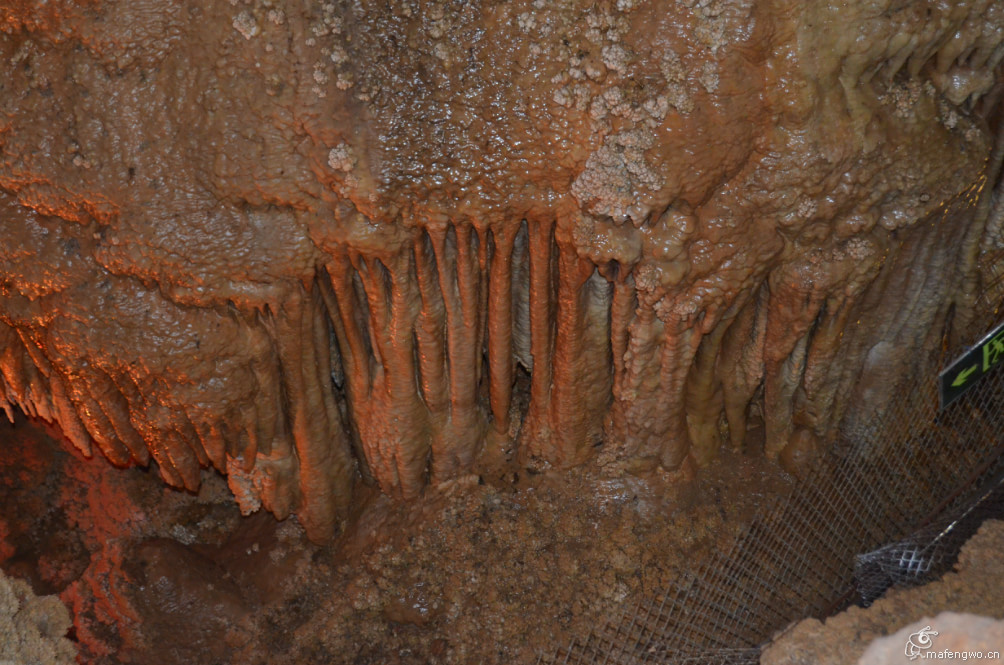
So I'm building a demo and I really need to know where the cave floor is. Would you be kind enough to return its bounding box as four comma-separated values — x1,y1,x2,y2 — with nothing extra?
0,412,796,664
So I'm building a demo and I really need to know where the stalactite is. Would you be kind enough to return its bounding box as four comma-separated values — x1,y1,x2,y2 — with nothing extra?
717,283,768,453
14,332,54,423
48,370,92,457
657,322,703,469
381,251,432,494
511,222,532,373
146,434,184,488
255,427,299,519
319,259,375,486
161,429,202,492
475,225,491,392
686,293,750,466
177,410,209,469
274,282,356,540
579,269,614,443
354,255,391,377
69,381,133,468
308,284,355,518
607,268,637,408
325,253,373,399
340,250,430,498
28,373,50,420
798,294,863,435
0,335,32,417
101,367,154,464
412,231,450,423
235,404,260,471
607,302,665,464
291,282,352,533
521,218,557,462
236,307,297,519
190,418,226,474
487,226,516,432
763,332,811,459
0,204,985,543
429,223,485,479
590,263,635,466
844,203,975,438
136,400,199,489
90,369,149,466
0,379,11,423
449,223,486,468
0,325,15,410
823,259,903,439
759,260,835,458
957,126,1004,333
545,240,605,466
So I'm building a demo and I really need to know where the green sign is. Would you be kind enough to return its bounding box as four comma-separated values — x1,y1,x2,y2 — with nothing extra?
939,319,1004,409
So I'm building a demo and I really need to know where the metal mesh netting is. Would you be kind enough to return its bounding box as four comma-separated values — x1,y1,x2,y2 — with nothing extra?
855,469,1004,605
539,283,1004,663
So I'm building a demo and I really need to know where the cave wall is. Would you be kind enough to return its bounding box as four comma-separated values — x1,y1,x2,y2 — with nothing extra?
1,0,1002,541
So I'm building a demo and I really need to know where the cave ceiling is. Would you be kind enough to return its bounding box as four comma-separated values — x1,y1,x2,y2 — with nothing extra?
0,0,1002,540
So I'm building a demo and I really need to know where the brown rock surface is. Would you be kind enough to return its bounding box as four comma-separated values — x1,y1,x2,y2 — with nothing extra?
2,404,796,664
2,0,1004,660
1,0,1002,541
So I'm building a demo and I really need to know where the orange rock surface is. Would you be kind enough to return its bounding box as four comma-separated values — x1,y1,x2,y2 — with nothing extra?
1,0,1002,541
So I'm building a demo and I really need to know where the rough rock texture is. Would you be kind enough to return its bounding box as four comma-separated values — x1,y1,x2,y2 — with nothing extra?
761,520,1004,665
0,411,258,664
1,402,797,664
0,568,77,665
1,0,1003,541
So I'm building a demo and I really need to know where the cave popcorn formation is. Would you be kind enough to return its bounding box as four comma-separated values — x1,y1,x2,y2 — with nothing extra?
0,0,1002,541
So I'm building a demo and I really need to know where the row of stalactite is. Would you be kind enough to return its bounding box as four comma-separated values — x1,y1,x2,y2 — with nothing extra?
306,219,620,538
1,193,982,541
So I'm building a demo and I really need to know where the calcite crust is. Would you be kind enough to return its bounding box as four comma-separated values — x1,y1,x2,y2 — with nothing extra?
1,0,1002,540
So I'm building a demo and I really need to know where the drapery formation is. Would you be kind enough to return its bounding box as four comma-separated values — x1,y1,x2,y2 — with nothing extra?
1,0,1002,540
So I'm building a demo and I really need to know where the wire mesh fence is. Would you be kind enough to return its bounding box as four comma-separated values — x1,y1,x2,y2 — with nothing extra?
855,469,1004,605
540,281,1004,664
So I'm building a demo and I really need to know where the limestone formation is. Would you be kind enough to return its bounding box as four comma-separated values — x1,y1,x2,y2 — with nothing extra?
1,0,1002,541
0,569,77,665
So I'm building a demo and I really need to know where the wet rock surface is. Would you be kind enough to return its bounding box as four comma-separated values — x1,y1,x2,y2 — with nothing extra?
1,0,1004,661
1,0,1002,542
